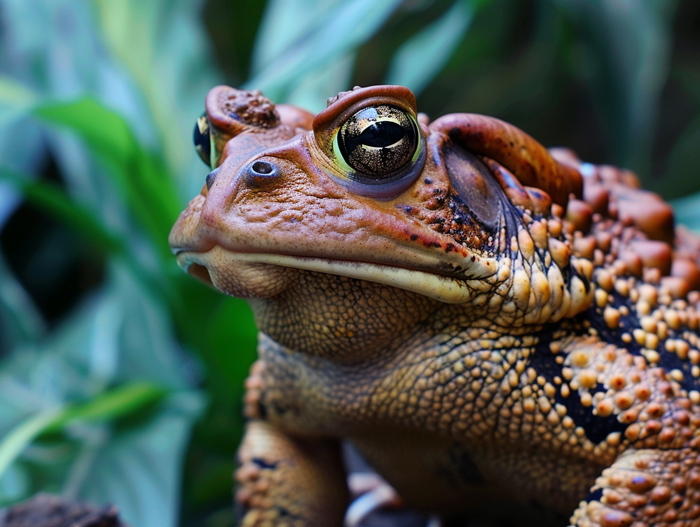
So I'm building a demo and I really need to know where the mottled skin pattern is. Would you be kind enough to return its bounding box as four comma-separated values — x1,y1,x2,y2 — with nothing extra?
170,85,700,527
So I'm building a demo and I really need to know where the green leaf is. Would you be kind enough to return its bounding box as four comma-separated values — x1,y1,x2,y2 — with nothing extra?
246,0,404,105
0,168,125,255
553,0,677,177
657,116,700,200
77,391,203,527
0,76,38,125
386,0,482,96
32,98,181,260
43,383,167,434
90,0,221,194
0,383,167,480
0,410,61,481
0,252,45,347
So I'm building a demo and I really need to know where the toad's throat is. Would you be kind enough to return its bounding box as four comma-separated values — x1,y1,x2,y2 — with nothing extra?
175,246,488,304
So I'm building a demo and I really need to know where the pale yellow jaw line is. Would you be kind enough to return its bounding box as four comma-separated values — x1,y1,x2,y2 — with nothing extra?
179,246,477,304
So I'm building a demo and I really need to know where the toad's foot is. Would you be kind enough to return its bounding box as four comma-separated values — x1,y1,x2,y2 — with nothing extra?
235,420,348,527
569,447,700,527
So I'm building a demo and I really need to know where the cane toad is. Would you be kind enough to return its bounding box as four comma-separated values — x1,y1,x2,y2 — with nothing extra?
169,85,700,527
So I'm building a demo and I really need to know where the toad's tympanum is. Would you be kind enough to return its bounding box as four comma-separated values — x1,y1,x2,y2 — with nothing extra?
170,85,700,527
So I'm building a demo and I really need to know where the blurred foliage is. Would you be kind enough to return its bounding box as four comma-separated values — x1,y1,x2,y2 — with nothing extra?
0,0,699,526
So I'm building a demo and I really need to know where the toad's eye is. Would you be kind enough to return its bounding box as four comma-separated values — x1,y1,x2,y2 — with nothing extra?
335,105,419,180
193,114,211,167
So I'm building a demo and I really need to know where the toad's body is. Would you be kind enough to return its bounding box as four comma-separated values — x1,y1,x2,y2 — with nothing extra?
170,85,700,526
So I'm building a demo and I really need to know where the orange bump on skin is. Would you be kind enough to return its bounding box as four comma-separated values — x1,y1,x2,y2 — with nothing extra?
549,238,571,269
528,220,548,250
634,384,651,401
671,257,700,292
596,231,613,253
609,374,626,391
617,194,675,244
661,276,691,299
644,267,662,285
628,240,672,276
620,251,644,277
565,199,593,233
579,369,598,389
625,424,641,441
596,270,615,292
597,399,614,417
572,351,590,368
595,289,609,308
633,329,646,346
583,184,610,215
604,307,620,329
638,284,658,306
614,392,634,410
664,310,681,330
615,279,631,298
600,509,633,527
649,485,672,504
639,316,657,334
627,474,657,493
574,235,597,260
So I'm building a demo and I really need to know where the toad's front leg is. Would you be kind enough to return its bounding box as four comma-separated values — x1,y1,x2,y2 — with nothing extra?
235,420,348,527
569,446,700,527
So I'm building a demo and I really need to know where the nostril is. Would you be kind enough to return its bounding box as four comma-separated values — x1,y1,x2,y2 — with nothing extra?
243,159,280,188
252,161,274,175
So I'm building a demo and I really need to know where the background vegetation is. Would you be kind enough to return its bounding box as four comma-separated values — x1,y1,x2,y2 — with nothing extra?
0,1,699,526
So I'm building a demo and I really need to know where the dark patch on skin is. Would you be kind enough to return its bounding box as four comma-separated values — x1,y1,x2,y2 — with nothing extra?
585,291,643,356
656,341,700,392
251,457,279,470
268,399,294,417
586,488,603,503
585,290,700,392
443,445,484,485
424,178,432,184
410,234,419,241
530,332,629,444
274,506,301,519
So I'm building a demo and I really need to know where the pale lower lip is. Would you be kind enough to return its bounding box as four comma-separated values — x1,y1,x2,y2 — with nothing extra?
176,247,478,304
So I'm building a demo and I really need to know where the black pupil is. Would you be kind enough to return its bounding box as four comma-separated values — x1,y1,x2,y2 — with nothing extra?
344,121,407,152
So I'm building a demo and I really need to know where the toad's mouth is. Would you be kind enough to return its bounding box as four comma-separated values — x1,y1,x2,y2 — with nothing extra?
175,246,483,304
